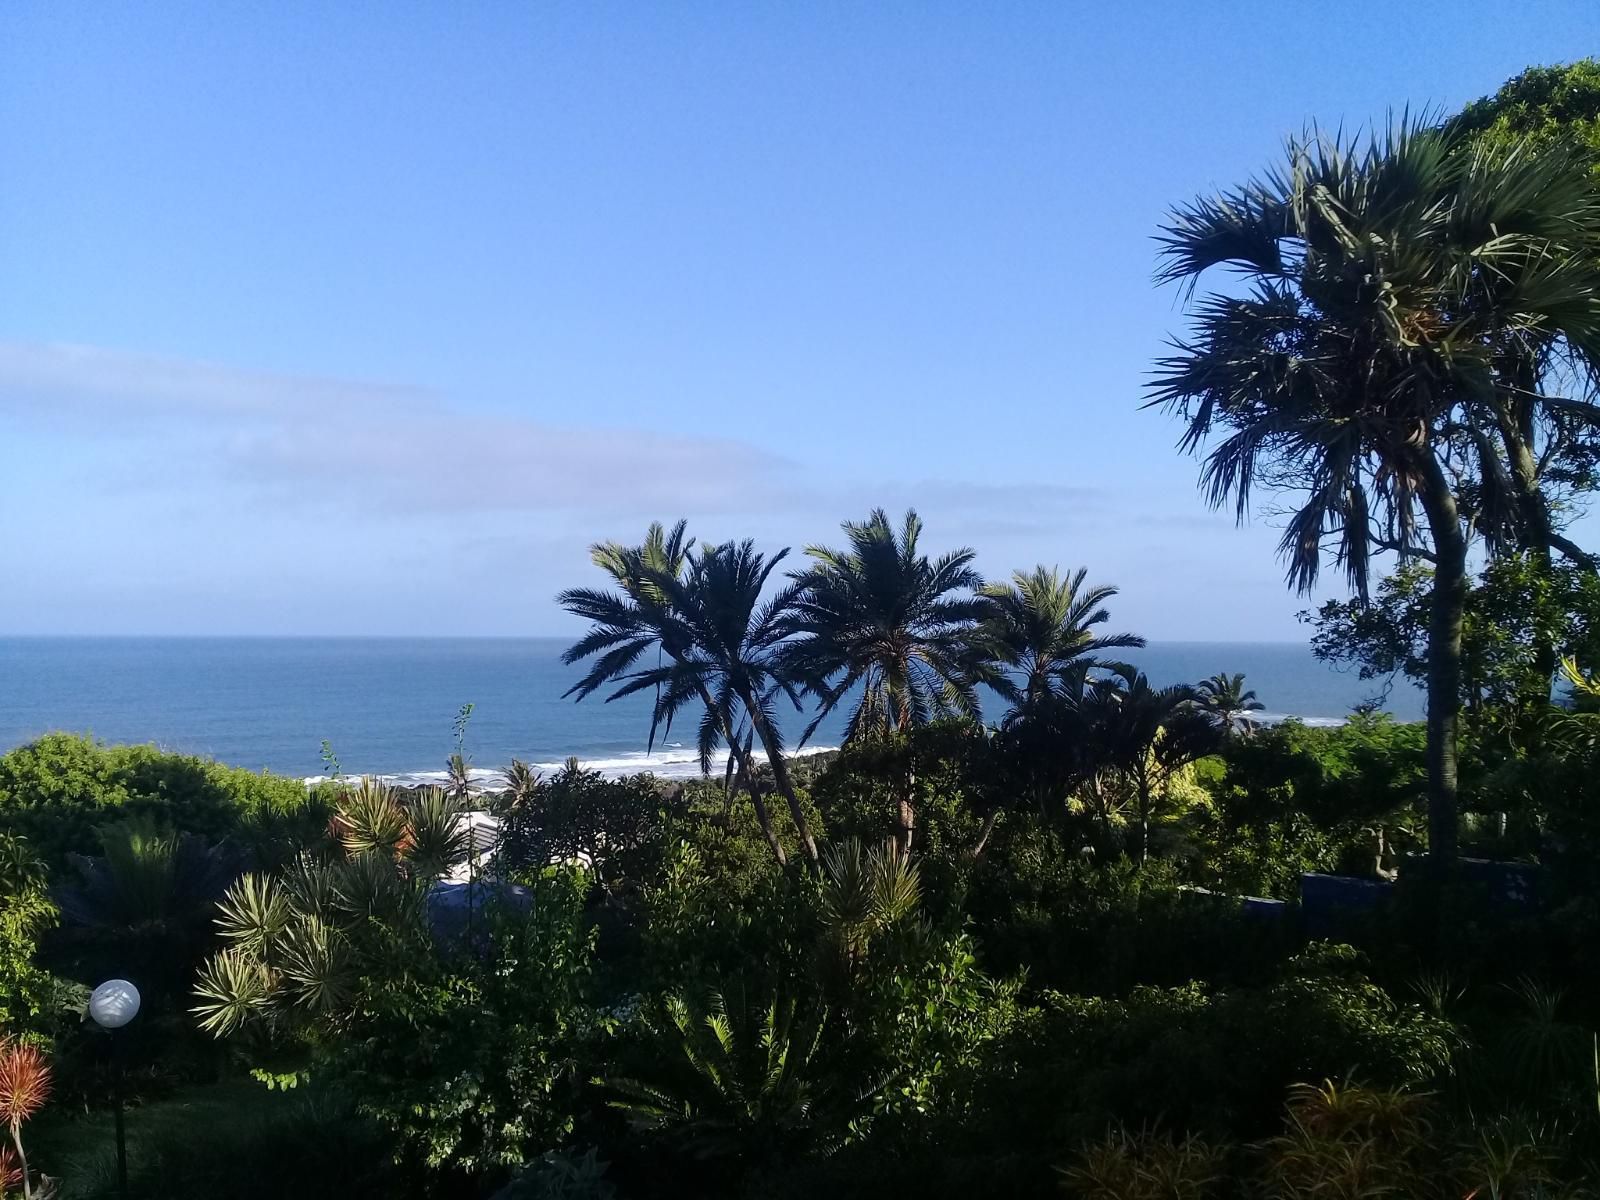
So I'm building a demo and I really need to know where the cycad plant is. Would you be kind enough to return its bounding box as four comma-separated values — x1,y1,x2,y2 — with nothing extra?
603,985,873,1173
54,816,242,1000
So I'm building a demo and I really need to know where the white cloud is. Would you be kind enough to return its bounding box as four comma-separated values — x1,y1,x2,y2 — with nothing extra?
0,339,1120,523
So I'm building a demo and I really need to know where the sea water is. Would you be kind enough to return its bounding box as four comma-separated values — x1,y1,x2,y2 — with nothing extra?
0,637,1423,781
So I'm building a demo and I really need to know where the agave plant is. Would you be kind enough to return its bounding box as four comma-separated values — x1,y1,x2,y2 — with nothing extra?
0,1037,52,1200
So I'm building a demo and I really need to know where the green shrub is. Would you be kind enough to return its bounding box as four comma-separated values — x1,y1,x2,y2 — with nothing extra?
0,734,319,869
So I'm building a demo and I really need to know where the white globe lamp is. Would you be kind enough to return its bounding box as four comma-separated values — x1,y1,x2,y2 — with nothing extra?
89,979,141,1030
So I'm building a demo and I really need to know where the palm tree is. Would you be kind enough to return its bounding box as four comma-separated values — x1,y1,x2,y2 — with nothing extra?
1149,121,1600,866
784,509,990,857
1075,672,1218,861
559,522,792,866
1196,672,1265,734
617,540,820,866
979,566,1145,715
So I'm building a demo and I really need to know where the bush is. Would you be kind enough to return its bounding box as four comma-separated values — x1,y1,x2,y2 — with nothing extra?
0,734,319,869
970,943,1457,1157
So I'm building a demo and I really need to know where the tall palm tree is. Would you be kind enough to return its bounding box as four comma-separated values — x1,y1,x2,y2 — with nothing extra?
617,540,820,866
559,522,791,865
784,509,990,856
1196,672,1265,734
980,565,1145,715
1149,121,1600,866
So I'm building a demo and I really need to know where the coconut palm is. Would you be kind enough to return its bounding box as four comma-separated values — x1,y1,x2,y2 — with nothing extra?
784,509,991,856
980,565,1145,717
1149,120,1600,865
559,522,792,866
1196,672,1265,734
617,540,820,866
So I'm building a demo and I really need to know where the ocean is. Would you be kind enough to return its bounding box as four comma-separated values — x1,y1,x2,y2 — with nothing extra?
0,637,1423,783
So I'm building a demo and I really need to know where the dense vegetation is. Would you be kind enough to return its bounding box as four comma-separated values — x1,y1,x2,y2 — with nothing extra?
6,58,1600,1200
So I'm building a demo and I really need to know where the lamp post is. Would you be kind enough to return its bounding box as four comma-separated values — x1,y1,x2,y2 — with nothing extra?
89,979,140,1200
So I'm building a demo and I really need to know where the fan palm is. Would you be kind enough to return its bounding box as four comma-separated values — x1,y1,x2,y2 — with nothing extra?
784,509,990,856
1149,120,1600,865
560,522,792,865
1196,672,1265,734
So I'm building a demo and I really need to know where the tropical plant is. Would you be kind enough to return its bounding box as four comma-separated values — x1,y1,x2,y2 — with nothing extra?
1059,1127,1226,1200
980,565,1145,715
1076,673,1219,861
1259,1079,1434,1199
784,509,991,856
603,985,874,1171
192,780,466,1038
0,835,81,1041
1150,119,1600,865
619,539,821,866
0,1037,51,1200
559,522,800,866
816,837,921,976
500,759,543,813
1195,672,1264,734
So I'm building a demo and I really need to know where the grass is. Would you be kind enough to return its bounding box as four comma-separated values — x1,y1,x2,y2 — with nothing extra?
30,1078,309,1199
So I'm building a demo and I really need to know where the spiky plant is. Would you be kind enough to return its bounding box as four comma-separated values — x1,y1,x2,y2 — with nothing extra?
817,838,920,972
0,1037,52,1200
193,782,457,1039
1260,1080,1432,1199
603,986,880,1170
1059,1127,1226,1200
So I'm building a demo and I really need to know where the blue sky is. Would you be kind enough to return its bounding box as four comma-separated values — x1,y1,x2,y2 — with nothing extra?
3,2,1597,639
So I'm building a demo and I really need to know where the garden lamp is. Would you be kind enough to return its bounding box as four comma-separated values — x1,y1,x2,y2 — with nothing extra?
89,979,140,1200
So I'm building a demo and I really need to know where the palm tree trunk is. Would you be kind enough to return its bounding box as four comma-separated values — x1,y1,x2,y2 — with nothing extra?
895,756,916,859
740,690,820,867
697,684,786,866
1418,453,1467,868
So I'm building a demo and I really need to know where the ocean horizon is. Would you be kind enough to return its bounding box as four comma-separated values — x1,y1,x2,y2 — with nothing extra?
0,636,1424,782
